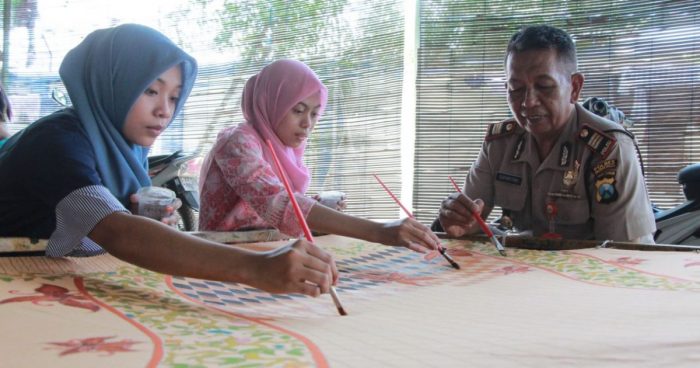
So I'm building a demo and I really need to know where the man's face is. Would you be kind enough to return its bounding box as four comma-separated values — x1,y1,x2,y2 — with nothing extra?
505,48,583,141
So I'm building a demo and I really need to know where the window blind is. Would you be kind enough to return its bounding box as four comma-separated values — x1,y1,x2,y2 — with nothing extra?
1,0,406,220
414,0,700,223
4,1,698,226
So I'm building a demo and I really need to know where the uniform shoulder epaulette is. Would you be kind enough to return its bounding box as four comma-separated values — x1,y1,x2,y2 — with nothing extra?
578,124,617,159
485,120,518,141
604,127,636,141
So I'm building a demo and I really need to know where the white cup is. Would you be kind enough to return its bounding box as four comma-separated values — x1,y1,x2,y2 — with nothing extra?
136,186,176,220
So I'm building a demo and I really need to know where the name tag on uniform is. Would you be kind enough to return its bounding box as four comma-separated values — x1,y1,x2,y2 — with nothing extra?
547,192,581,200
496,172,522,185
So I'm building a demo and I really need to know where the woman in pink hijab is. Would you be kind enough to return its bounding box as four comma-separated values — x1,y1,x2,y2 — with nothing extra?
199,59,441,253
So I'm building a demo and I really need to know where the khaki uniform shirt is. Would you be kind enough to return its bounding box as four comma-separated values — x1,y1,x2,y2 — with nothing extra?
465,103,656,241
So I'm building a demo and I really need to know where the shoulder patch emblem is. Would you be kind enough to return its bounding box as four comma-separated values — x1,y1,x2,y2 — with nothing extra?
595,175,618,204
485,121,517,141
592,159,617,177
578,125,617,159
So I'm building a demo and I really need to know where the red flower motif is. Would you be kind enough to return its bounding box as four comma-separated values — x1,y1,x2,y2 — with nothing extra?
46,336,140,356
0,284,99,312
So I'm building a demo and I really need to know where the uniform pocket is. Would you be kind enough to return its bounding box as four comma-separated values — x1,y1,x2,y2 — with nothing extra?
552,197,590,225
494,181,526,212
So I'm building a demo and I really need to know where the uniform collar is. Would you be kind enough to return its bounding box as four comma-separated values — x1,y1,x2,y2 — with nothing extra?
514,107,579,173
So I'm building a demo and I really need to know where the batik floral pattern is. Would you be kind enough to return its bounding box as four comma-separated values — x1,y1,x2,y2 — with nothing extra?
85,267,319,367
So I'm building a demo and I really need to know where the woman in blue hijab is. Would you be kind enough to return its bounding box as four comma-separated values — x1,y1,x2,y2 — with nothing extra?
0,24,337,297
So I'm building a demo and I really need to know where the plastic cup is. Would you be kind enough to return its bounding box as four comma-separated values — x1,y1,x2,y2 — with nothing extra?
318,191,346,209
136,186,176,220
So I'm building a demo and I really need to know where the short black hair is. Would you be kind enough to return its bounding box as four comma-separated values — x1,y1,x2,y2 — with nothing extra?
506,25,578,73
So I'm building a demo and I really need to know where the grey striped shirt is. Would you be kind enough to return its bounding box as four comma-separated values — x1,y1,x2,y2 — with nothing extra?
46,185,128,257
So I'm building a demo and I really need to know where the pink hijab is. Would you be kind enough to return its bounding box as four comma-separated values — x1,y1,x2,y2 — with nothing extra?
239,59,327,194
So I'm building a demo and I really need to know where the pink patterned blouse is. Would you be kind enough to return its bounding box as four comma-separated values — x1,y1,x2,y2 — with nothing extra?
198,125,316,236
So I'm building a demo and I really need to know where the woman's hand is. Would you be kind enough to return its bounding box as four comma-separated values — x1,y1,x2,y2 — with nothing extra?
313,191,347,212
377,217,442,253
130,193,181,227
247,239,338,297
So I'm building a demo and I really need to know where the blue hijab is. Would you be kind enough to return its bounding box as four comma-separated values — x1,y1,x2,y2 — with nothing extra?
58,24,197,205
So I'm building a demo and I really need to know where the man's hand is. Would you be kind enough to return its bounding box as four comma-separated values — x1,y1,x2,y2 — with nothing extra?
438,192,486,237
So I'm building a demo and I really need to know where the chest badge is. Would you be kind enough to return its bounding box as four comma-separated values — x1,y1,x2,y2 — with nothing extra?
543,200,562,239
559,142,571,167
512,136,525,160
562,160,580,190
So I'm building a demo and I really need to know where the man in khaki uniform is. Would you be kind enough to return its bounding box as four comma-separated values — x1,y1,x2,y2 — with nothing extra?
436,25,656,243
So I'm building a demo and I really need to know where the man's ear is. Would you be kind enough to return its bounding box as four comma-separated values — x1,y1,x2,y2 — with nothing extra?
570,72,585,102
